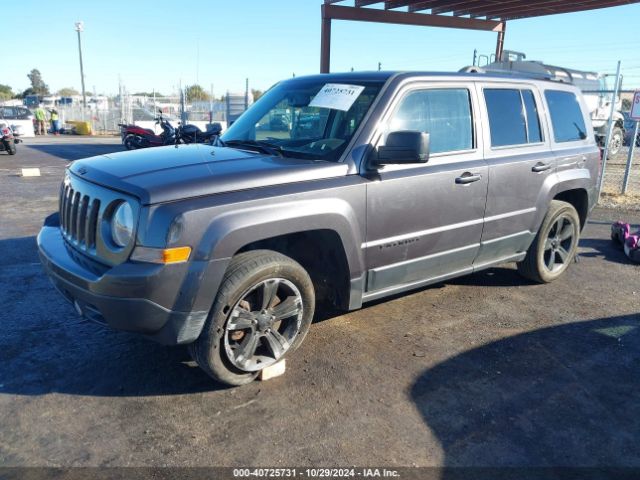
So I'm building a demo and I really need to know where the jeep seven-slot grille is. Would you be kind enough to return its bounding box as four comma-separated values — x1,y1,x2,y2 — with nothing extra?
59,184,100,250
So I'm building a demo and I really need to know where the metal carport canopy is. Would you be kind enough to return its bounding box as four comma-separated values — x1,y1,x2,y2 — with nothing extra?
320,0,640,72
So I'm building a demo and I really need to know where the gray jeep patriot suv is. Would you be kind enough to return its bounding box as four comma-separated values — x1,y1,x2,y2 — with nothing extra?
38,72,600,385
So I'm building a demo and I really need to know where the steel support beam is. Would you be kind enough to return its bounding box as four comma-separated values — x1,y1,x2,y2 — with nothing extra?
321,5,332,73
322,4,504,30
479,0,629,19
495,21,506,60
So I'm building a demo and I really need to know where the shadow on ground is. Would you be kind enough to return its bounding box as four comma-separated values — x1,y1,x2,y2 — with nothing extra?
0,236,226,397
26,142,124,161
579,236,635,265
1,227,637,402
411,314,640,469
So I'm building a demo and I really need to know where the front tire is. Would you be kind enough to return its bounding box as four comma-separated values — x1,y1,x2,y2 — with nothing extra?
189,250,315,386
608,127,623,156
517,200,580,283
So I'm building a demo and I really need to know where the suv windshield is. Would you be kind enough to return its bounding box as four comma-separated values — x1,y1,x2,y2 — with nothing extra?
220,79,383,161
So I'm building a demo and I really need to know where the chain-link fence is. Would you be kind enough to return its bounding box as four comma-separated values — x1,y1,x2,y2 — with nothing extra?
601,142,640,197
53,89,236,135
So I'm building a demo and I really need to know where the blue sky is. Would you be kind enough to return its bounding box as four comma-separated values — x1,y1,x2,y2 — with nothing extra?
4,0,640,96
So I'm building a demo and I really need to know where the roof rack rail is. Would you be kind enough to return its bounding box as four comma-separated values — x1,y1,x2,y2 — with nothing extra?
459,65,561,82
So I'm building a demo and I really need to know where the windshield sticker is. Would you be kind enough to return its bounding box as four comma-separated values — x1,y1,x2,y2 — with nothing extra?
309,83,365,112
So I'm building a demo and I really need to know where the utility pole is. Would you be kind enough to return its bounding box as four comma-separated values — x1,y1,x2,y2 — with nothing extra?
75,21,87,109
245,78,249,111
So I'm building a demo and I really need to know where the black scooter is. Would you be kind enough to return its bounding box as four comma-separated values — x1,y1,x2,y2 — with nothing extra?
0,124,18,155
178,122,222,145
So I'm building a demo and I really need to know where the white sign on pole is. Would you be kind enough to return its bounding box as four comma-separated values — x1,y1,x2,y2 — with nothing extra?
631,90,640,121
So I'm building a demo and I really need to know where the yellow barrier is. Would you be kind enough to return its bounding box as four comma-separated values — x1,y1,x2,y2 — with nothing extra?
67,121,92,135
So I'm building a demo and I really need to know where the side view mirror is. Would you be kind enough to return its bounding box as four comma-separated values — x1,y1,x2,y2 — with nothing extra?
373,131,430,166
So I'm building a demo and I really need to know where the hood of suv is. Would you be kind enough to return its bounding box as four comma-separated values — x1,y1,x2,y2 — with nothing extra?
69,144,349,204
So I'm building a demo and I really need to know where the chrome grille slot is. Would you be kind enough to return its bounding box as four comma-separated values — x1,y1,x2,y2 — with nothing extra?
57,173,139,266
86,199,100,249
59,183,101,253
77,195,89,245
70,191,81,240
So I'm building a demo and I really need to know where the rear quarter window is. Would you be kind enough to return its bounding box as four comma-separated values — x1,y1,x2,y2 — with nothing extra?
544,90,588,143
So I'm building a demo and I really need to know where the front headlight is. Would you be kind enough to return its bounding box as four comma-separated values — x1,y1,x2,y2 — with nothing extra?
111,202,134,247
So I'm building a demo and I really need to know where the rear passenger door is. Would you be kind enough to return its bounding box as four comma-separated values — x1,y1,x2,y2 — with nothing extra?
475,83,554,268
543,89,598,183
364,83,488,296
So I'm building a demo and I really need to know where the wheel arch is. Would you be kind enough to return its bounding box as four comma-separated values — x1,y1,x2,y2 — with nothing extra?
553,188,589,229
236,229,352,310
193,198,365,312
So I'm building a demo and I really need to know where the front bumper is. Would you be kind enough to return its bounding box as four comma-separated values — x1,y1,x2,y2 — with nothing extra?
37,223,209,345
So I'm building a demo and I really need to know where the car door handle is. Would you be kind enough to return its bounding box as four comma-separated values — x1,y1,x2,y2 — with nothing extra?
455,172,482,184
532,162,552,173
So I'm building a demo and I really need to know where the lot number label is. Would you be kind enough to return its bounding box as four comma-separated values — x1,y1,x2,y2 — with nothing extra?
310,83,365,112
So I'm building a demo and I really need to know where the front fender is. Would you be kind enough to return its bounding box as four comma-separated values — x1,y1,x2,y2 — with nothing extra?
197,198,365,277
185,197,365,315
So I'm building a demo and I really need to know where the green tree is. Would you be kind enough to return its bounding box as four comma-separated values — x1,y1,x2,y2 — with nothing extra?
0,84,13,101
57,87,80,96
26,69,49,95
251,89,263,102
185,84,210,102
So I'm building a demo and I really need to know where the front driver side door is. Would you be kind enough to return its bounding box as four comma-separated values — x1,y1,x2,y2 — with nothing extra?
363,83,488,299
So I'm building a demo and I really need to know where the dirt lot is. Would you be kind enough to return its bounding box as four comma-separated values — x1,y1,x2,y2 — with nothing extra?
1,137,639,469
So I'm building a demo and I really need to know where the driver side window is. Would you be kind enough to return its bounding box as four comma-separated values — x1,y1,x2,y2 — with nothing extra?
388,88,474,154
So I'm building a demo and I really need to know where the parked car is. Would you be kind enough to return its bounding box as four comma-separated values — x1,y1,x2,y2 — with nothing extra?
38,72,599,386
0,105,35,138
622,111,640,147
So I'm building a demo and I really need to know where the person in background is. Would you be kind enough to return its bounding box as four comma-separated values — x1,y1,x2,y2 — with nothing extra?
34,104,47,135
49,108,60,135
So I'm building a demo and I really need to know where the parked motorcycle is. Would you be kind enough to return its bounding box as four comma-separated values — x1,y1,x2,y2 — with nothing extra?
0,123,18,155
118,111,176,150
178,122,223,145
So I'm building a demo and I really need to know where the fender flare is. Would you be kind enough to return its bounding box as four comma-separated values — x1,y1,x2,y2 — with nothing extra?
188,198,365,313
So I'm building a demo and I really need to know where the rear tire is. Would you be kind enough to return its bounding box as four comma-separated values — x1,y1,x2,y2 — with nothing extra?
189,250,315,386
517,200,580,283
8,142,16,155
123,134,136,150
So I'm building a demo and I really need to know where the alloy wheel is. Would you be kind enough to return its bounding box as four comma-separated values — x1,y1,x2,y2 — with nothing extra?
542,215,577,273
223,278,303,372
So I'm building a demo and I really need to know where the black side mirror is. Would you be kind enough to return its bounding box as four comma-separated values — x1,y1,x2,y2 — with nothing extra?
373,131,430,166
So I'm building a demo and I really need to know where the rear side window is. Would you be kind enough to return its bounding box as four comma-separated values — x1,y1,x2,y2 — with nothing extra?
544,90,587,142
389,88,473,154
522,90,542,143
16,107,32,120
484,89,527,146
1,107,15,119
484,88,543,147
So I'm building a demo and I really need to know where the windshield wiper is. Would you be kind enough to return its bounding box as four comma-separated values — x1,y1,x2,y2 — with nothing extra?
222,139,284,157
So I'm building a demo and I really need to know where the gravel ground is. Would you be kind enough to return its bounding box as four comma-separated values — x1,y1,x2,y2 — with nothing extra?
1,136,639,469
